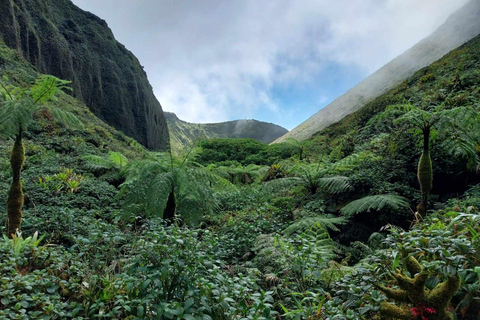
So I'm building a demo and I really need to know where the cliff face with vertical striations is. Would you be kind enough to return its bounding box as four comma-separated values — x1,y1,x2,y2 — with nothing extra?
0,0,169,150
274,0,480,143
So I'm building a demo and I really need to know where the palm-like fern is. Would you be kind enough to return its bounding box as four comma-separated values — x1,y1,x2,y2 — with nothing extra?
340,194,410,218
119,153,220,224
0,75,82,237
293,164,352,195
368,103,480,216
83,151,128,173
209,163,268,184
331,151,379,172
283,213,346,236
285,137,312,160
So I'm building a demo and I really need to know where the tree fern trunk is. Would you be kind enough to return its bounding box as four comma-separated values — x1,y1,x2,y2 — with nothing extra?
163,184,176,223
7,127,25,238
417,128,432,217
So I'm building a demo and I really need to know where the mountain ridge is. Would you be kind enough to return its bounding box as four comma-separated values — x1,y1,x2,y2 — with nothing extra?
165,111,288,154
274,0,480,143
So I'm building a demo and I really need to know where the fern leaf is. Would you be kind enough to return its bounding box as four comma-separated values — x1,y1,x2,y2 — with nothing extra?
82,154,112,170
48,107,84,129
108,151,128,168
331,151,377,172
317,176,352,194
0,98,36,137
283,214,346,235
30,75,71,104
340,194,409,217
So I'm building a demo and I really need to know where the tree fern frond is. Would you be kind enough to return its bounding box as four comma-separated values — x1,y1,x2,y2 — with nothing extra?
331,151,377,172
108,151,128,168
30,75,71,104
367,232,386,248
317,176,352,194
351,241,373,255
0,98,37,137
340,194,410,218
82,154,112,171
119,156,220,223
441,136,479,164
283,214,346,235
47,107,83,129
261,177,300,194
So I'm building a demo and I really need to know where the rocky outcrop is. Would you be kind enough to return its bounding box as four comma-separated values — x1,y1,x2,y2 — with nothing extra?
165,112,288,154
275,0,480,143
0,0,169,150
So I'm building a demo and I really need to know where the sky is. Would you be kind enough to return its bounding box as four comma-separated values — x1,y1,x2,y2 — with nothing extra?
72,0,469,130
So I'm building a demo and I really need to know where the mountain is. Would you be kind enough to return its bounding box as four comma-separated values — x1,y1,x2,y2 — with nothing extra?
165,112,288,153
274,0,480,143
0,0,169,150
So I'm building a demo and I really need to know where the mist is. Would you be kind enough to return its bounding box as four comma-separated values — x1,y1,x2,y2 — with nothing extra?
72,0,470,129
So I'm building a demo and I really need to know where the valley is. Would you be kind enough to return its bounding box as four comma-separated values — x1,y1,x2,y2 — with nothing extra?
0,1,479,319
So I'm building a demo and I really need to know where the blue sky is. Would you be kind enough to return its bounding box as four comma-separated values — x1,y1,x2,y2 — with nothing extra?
72,0,468,130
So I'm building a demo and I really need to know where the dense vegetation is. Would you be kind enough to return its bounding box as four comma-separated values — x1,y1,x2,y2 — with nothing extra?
1,34,480,320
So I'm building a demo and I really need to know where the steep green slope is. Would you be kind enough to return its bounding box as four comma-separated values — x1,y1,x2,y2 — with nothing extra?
0,0,169,150
0,39,145,203
166,112,288,154
310,34,480,149
275,0,480,143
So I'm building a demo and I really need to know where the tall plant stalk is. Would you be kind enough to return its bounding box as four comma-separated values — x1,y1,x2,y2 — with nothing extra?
6,126,25,237
417,126,433,216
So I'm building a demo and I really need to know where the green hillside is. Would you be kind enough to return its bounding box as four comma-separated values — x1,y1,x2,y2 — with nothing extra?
310,34,480,156
276,0,480,143
166,112,288,154
0,23,480,320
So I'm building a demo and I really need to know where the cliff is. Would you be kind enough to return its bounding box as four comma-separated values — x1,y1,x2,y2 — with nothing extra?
0,0,169,150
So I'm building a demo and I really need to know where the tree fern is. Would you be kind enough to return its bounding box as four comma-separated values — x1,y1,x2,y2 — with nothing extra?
48,108,83,129
0,75,81,236
340,194,410,218
83,151,128,172
260,177,299,196
82,155,112,171
316,176,352,194
283,213,346,235
0,98,37,138
0,75,79,139
287,162,352,196
119,154,220,224
331,151,378,172
368,102,480,216
285,137,312,160
108,152,128,168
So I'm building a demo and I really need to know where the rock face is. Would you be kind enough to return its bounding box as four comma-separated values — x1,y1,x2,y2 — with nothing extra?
165,112,288,154
0,0,169,150
275,0,480,143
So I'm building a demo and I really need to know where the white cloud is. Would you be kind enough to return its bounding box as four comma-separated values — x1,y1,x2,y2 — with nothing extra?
73,0,469,127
